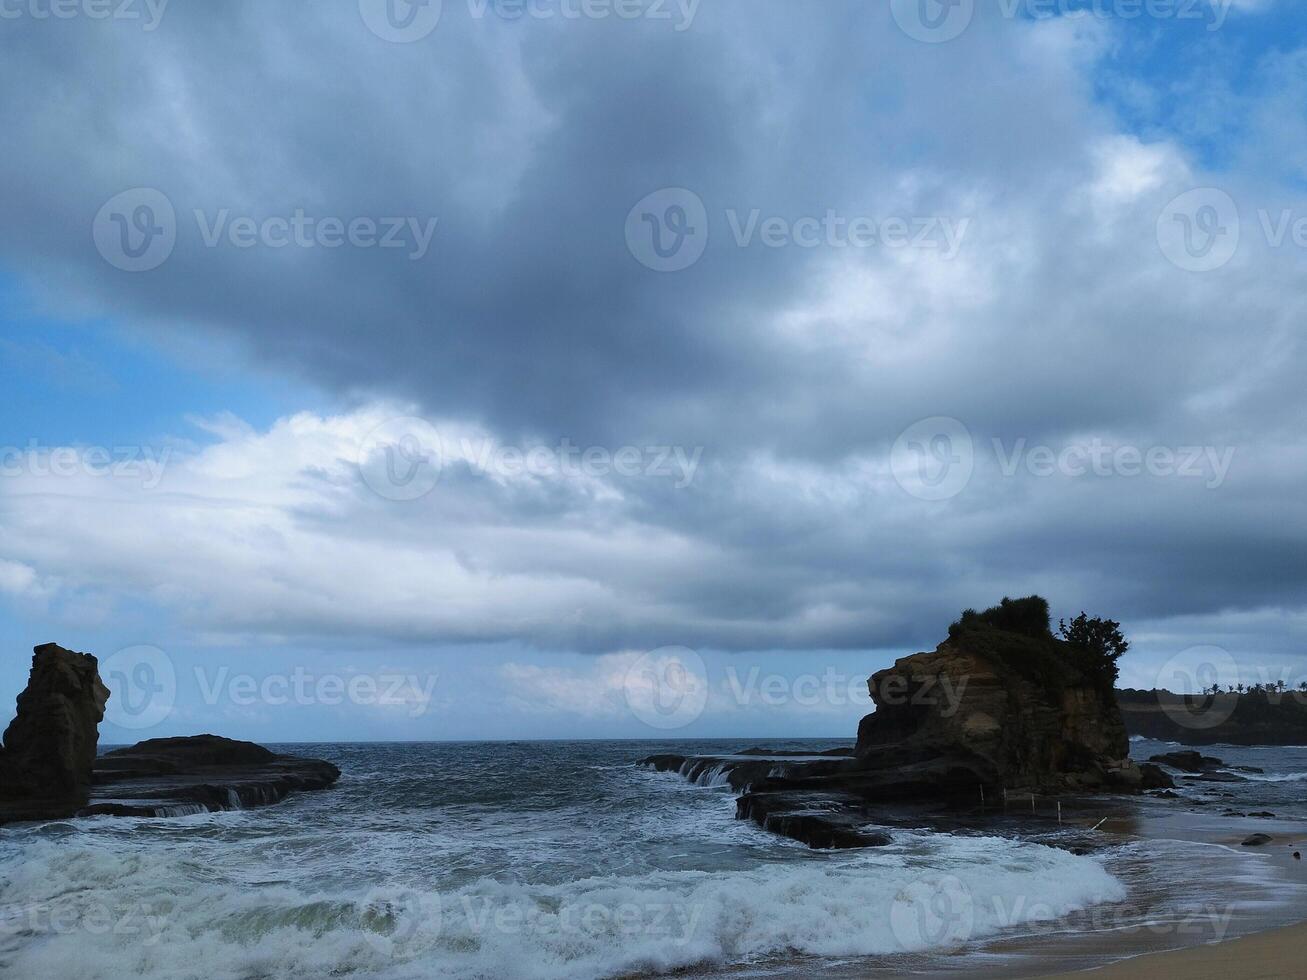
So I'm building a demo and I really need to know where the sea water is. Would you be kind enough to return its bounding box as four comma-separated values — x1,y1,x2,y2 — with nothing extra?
0,738,1304,979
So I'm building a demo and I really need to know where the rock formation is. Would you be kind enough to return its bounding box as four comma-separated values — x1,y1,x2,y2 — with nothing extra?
1,643,341,826
855,598,1140,794
0,643,110,816
84,735,340,817
643,597,1148,848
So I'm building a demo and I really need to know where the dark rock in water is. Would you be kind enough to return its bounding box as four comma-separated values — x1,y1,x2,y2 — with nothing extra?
1138,763,1175,790
735,791,891,849
81,735,340,818
1241,833,1273,846
0,644,110,819
1248,811,1276,818
1150,790,1180,799
1182,771,1246,783
1233,766,1265,774
1149,750,1223,773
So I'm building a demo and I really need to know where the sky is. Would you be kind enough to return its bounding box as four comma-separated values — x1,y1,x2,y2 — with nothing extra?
1,0,1306,743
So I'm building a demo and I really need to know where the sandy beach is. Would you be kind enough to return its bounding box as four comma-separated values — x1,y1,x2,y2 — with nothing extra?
1044,920,1307,979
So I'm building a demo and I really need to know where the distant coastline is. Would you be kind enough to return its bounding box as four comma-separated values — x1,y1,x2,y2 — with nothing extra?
1118,688,1307,746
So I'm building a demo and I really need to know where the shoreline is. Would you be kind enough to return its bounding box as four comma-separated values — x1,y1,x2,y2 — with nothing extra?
1041,919,1307,978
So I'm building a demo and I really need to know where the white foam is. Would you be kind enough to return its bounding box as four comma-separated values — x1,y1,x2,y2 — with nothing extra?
0,833,1124,980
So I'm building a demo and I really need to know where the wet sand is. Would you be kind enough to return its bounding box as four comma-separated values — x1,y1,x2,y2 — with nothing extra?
1041,920,1307,978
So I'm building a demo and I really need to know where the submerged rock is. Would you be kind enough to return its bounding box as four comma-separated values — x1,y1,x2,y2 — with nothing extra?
1241,833,1273,846
1149,750,1224,773
0,644,110,820
1138,763,1175,790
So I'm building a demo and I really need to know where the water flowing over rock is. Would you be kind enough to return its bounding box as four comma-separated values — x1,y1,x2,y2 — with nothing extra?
0,643,110,818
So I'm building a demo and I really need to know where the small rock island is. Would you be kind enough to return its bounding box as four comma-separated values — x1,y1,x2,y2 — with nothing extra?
644,597,1173,848
0,643,340,826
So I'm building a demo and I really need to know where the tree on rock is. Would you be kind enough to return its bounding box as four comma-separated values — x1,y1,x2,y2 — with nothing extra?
1058,613,1129,686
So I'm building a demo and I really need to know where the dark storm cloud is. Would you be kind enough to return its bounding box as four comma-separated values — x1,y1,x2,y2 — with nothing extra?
1,1,1305,667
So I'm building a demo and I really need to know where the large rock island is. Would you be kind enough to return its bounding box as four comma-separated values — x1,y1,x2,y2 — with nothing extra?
0,643,340,826
644,598,1168,848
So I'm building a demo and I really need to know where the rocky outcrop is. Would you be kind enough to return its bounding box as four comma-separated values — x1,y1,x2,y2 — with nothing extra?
642,598,1147,848
82,735,340,817
0,641,341,827
0,644,109,818
854,602,1138,795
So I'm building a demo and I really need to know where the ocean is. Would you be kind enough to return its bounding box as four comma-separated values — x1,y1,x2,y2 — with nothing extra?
2,738,1306,979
